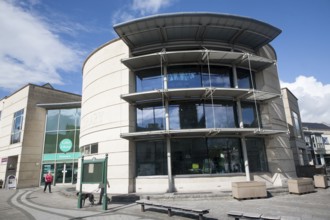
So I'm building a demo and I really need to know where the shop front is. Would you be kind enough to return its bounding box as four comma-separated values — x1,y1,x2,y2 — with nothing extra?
40,107,81,185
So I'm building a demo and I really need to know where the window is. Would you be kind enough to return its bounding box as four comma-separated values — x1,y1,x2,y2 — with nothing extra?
241,103,259,128
169,102,204,129
10,109,24,144
136,104,165,131
171,138,243,175
292,111,302,138
205,102,236,128
136,141,167,176
237,68,253,88
43,108,81,160
323,137,329,145
246,138,268,172
201,66,232,88
82,143,98,155
136,68,163,92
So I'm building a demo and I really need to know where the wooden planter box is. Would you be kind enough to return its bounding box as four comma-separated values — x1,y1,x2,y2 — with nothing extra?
313,175,328,188
288,178,314,194
232,181,267,199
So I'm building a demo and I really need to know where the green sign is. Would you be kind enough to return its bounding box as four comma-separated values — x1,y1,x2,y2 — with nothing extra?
43,152,81,161
59,139,72,152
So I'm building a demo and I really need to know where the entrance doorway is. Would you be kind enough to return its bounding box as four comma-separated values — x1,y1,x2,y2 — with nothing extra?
55,163,77,184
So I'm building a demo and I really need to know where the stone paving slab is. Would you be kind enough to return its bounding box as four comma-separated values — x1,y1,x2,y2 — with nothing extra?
1,185,330,220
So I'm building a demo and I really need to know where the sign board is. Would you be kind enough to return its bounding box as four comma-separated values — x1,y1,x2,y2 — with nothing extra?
59,138,73,152
6,175,16,189
1,158,8,164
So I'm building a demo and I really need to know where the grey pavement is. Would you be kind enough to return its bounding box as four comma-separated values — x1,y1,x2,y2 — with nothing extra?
0,184,330,220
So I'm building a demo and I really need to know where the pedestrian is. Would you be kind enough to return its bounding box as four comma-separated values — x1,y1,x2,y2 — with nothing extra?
97,180,110,205
44,171,53,193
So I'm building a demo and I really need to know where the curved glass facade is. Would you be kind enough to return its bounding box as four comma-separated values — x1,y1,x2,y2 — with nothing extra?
135,65,254,92
136,137,267,176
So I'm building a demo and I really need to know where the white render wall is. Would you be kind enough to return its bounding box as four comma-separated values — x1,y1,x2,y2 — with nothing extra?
81,39,132,194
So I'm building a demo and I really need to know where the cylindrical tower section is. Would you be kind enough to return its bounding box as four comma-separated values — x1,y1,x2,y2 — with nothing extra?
81,39,133,193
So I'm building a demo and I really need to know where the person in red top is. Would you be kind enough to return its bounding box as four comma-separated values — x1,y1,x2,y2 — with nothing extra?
44,171,53,193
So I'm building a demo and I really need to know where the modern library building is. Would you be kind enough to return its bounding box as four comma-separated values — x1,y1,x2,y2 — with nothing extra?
80,12,297,194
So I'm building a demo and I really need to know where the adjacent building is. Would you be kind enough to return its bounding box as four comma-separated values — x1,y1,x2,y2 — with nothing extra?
281,88,309,166
0,83,81,188
302,122,330,166
81,13,296,194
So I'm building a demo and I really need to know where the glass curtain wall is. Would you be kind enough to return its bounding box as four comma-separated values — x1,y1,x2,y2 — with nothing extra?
136,137,251,176
135,65,254,92
42,108,81,185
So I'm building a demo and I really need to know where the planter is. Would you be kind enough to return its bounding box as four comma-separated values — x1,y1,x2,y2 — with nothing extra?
288,178,314,194
313,175,328,188
232,181,267,199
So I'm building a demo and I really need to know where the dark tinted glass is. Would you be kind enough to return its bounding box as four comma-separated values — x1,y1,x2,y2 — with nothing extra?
246,138,268,172
205,102,236,128
202,66,231,88
168,66,201,88
44,132,57,153
136,68,163,92
136,105,165,131
136,141,167,176
169,102,204,129
241,103,259,128
237,68,253,88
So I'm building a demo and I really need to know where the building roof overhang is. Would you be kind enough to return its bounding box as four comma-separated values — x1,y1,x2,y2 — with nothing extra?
114,12,281,53
121,88,281,104
121,50,276,72
36,101,81,109
120,128,287,141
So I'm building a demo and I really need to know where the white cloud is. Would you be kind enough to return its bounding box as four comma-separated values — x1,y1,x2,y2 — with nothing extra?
281,76,330,124
0,0,82,93
112,0,174,25
132,0,173,15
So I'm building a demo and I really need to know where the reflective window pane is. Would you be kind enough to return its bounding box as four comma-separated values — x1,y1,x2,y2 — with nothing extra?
171,138,243,175
168,66,201,88
46,110,59,131
207,138,243,173
76,109,81,129
246,138,268,172
237,68,253,88
136,68,163,92
202,66,231,88
136,141,167,176
59,109,76,130
169,102,204,129
136,105,165,131
44,132,57,153
205,102,236,128
241,103,259,128
11,109,24,144
171,138,207,175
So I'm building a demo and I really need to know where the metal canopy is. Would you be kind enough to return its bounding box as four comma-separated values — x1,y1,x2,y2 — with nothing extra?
120,128,287,140
121,50,275,72
114,13,281,52
120,88,280,104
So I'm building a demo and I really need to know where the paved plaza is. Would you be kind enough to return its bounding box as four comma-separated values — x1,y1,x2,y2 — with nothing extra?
0,184,330,220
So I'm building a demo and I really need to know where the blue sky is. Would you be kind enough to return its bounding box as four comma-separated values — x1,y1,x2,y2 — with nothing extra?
1,0,330,123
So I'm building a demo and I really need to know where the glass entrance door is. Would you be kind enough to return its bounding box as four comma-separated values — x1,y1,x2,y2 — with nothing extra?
55,163,73,184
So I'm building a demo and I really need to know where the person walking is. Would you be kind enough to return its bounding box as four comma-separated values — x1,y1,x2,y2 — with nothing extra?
97,180,110,205
44,171,53,193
